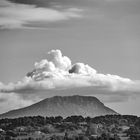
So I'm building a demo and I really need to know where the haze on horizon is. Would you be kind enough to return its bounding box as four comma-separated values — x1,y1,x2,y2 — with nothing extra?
0,0,140,116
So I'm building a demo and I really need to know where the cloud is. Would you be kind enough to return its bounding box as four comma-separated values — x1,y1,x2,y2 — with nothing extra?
0,92,34,113
0,49,140,94
0,0,82,29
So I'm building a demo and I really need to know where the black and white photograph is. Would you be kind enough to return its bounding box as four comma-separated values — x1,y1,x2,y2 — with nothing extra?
0,0,140,139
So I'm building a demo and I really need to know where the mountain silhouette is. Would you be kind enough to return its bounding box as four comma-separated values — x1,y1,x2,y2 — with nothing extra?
0,95,117,118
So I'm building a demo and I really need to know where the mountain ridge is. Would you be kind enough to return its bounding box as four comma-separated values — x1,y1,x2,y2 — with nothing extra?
0,95,117,118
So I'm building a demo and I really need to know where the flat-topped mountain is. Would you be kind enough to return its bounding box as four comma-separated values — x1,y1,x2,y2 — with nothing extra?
0,95,117,118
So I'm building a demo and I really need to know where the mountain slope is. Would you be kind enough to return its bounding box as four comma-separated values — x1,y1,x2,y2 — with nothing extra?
0,95,117,118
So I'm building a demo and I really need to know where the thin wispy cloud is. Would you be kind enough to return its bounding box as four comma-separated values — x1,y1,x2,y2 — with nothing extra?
0,0,82,29
0,92,34,113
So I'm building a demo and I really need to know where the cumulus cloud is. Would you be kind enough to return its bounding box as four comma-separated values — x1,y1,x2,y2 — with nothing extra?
0,49,140,96
0,0,82,29
69,63,97,75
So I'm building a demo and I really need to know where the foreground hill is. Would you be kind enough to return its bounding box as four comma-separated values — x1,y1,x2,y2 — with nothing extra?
0,95,117,118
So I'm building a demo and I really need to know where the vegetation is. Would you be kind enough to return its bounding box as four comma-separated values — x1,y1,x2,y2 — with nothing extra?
0,115,140,140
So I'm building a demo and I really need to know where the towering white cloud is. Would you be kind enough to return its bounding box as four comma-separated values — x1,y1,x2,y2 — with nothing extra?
48,50,72,71
0,49,139,95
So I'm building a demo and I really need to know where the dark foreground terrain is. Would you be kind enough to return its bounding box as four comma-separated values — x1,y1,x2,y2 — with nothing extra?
0,115,140,140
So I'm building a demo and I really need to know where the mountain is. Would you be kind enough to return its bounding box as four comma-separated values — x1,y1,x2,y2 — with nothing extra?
0,95,117,118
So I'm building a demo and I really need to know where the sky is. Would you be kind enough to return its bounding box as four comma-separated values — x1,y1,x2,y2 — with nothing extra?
0,0,140,115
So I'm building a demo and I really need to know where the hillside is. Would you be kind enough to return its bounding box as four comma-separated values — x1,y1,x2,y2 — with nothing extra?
0,95,117,118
